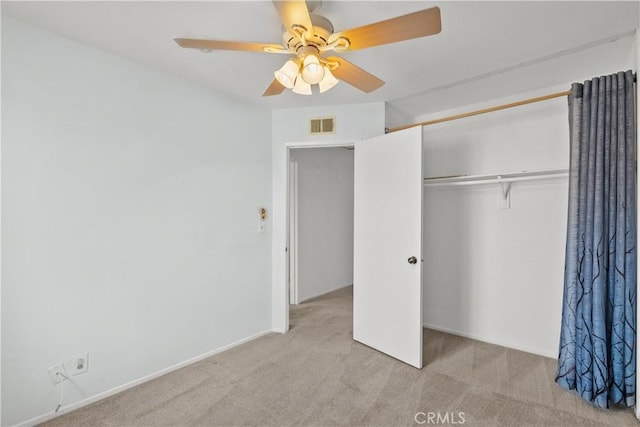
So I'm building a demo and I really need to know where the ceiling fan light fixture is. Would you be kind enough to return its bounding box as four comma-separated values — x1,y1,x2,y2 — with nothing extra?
292,75,312,95
176,5,443,98
274,59,299,89
301,54,325,85
318,66,339,93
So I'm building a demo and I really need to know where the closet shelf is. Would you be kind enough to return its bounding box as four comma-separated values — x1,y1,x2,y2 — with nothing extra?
423,169,569,187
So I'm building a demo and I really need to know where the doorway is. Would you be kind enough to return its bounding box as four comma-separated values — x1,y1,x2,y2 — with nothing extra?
277,129,424,368
288,147,355,306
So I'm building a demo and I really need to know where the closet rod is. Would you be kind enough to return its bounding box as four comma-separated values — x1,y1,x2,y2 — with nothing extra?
387,90,571,133
423,170,569,187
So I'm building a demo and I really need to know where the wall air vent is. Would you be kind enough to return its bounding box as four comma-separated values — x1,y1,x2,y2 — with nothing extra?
309,117,335,135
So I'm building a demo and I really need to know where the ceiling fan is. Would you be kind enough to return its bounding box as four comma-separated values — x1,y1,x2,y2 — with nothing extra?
174,1,441,96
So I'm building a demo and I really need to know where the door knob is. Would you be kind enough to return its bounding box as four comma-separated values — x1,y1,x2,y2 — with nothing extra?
408,256,418,264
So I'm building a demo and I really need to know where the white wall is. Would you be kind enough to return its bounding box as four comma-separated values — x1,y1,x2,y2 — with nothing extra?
271,102,385,332
290,148,354,302
384,102,412,131
2,17,272,426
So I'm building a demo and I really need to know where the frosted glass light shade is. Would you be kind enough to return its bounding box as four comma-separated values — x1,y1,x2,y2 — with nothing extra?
274,59,299,89
292,76,312,95
301,54,325,85
318,67,339,93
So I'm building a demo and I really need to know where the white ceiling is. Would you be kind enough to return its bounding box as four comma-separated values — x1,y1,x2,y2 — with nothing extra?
3,1,639,118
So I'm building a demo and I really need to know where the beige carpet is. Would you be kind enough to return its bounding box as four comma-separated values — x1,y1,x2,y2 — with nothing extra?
43,286,638,427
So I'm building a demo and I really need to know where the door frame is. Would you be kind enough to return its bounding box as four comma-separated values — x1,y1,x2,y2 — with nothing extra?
272,140,356,333
288,157,299,305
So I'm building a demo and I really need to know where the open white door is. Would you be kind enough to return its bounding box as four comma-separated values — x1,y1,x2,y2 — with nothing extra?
353,126,423,368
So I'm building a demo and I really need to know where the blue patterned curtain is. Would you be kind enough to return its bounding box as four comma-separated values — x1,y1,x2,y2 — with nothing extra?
556,70,636,409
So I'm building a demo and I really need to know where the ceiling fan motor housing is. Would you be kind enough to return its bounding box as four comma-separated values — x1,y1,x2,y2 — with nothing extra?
282,14,334,54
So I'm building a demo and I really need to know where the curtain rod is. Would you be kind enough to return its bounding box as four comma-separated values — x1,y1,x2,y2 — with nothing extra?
387,73,636,134
386,90,571,133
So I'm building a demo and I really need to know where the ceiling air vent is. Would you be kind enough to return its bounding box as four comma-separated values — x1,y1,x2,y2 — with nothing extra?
309,117,335,135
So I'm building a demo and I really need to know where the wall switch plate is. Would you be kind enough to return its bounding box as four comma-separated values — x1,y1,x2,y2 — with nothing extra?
48,363,68,384
70,353,89,376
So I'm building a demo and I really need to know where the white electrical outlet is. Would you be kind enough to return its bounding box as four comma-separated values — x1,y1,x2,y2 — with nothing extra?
70,353,89,376
48,363,68,384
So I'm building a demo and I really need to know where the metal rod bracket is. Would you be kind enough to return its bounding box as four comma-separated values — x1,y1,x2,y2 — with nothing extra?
497,176,511,209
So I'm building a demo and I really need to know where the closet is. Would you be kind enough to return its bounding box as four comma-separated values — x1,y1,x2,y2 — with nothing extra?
353,94,569,367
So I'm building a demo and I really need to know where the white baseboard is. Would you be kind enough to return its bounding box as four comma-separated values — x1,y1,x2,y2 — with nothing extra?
298,283,353,303
16,329,275,427
423,322,557,359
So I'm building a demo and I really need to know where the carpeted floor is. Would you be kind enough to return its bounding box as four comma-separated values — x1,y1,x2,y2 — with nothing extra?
43,286,638,427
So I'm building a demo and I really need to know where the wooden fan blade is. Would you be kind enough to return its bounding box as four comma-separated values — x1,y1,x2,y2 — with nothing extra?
174,38,282,53
263,79,287,96
272,0,314,38
329,7,441,51
326,56,385,93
